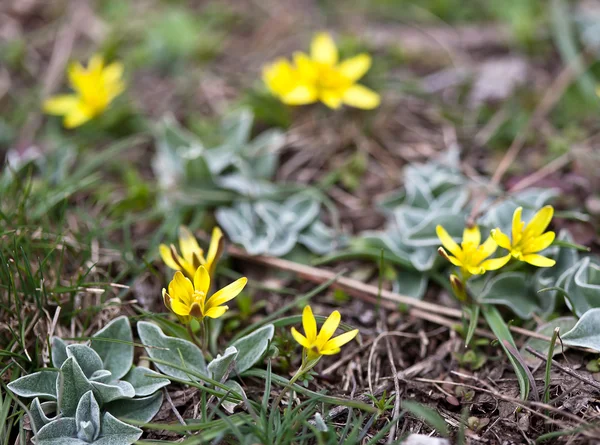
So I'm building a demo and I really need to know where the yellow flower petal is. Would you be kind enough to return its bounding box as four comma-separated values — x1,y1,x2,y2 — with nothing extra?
170,299,191,316
323,329,358,350
206,227,224,276
310,32,338,66
179,226,203,267
479,236,498,257
462,226,481,246
102,62,124,84
302,305,317,343
43,95,80,115
281,84,319,105
521,254,556,268
315,310,341,348
159,244,181,271
480,254,511,271
342,84,380,109
263,58,297,97
320,90,344,109
467,265,485,275
293,52,319,81
338,54,372,81
319,347,341,356
524,231,555,254
193,265,211,298
291,327,310,349
205,277,248,309
169,271,194,305
204,306,228,319
63,106,93,128
512,207,524,244
436,225,461,258
524,205,554,238
490,229,512,250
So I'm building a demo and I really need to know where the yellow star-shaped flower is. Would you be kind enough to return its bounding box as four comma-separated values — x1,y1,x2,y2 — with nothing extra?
491,206,556,268
263,32,380,110
43,55,124,128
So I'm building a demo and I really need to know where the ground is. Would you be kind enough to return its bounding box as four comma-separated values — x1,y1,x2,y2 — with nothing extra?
1,0,600,444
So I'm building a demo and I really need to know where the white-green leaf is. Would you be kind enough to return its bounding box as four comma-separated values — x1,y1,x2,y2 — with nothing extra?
29,399,56,432
521,317,577,366
90,316,134,381
8,371,59,400
90,381,135,405
122,366,170,397
51,338,68,369
66,345,104,379
94,412,142,445
562,308,600,351
33,417,78,444
477,273,541,319
104,391,163,424
58,357,95,417
137,321,207,380
230,324,274,373
221,380,245,413
75,391,100,442
207,347,238,383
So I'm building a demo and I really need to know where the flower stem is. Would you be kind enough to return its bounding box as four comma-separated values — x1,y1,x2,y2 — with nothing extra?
186,323,202,350
273,356,320,409
201,319,209,356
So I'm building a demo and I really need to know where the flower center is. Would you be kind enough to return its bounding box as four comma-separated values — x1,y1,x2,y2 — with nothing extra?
315,64,350,91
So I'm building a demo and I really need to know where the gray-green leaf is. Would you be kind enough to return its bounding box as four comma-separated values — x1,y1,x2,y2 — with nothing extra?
122,366,170,397
207,347,238,382
137,321,207,380
104,391,163,424
58,357,95,417
94,412,142,445
76,391,100,442
66,345,104,379
230,324,274,373
91,316,134,381
8,371,58,400
562,308,600,351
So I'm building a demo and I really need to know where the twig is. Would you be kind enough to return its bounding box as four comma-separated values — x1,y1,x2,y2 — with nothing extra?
525,346,600,392
385,336,402,444
228,246,555,342
508,152,572,193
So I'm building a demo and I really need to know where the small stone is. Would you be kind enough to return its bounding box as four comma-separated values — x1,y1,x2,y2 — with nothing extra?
401,434,450,445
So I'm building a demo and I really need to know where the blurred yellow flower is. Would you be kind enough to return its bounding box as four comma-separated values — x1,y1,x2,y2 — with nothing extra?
43,55,124,128
160,226,223,279
436,225,509,279
263,32,380,110
291,306,358,362
491,206,556,268
162,267,247,324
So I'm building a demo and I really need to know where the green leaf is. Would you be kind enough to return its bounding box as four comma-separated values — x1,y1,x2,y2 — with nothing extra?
33,418,79,444
51,337,68,369
482,306,530,400
66,345,104,379
562,308,600,351
396,267,428,300
476,273,541,319
58,357,95,417
221,380,245,413
207,346,238,382
229,324,274,373
90,381,135,405
104,391,163,424
122,366,170,397
137,321,207,381
401,401,449,437
90,316,134,381
8,370,59,400
94,412,142,445
558,257,600,317
75,391,100,442
521,317,577,366
29,399,57,432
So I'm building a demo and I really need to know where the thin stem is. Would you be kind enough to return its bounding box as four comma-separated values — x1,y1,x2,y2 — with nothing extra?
201,319,209,356
544,327,560,406
273,354,320,409
186,323,202,350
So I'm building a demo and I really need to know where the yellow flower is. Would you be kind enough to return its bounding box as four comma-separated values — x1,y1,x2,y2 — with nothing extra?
436,225,509,278
43,55,125,128
160,226,224,279
263,32,380,110
491,206,556,268
162,267,247,324
291,306,359,362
